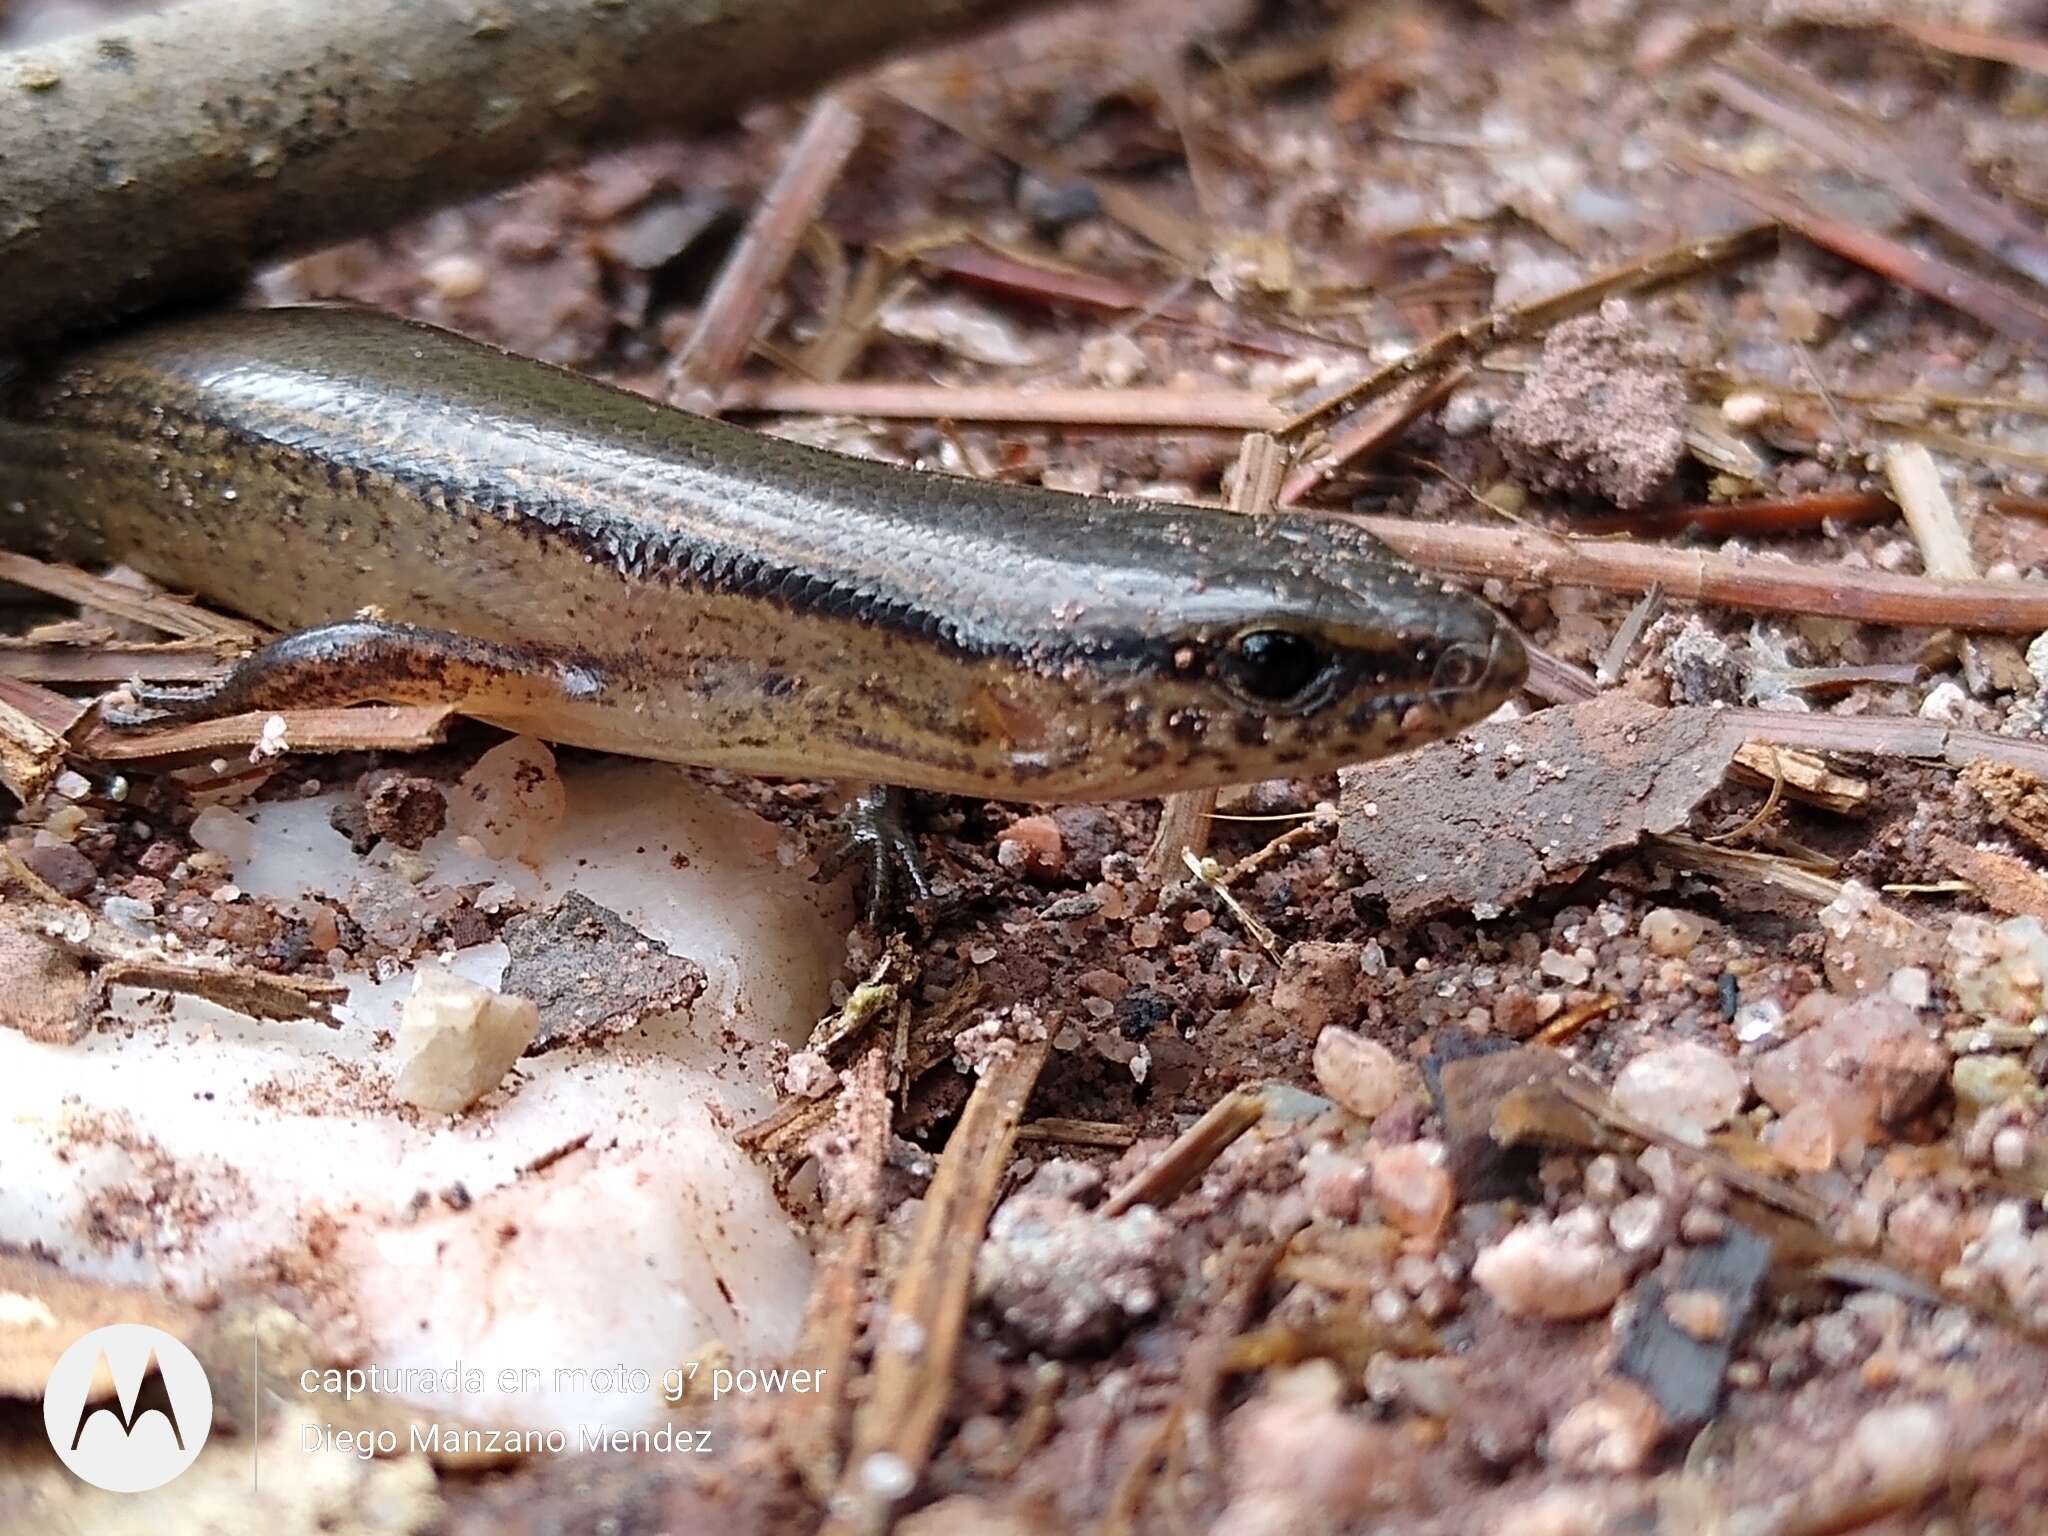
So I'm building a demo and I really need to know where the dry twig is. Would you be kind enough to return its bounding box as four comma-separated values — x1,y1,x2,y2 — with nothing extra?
72,705,454,763
1103,1086,1266,1218
1275,366,1469,505
1683,156,2048,348
779,1048,892,1501
825,1036,1048,1536
1704,44,2048,289
1898,17,2048,75
1279,223,1775,436
0,553,261,646
1148,434,1286,879
670,95,866,410
1339,513,2048,633
720,378,1283,429
1884,444,1977,580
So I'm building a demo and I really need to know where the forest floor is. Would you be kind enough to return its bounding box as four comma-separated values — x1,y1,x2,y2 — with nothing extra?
10,0,2048,1532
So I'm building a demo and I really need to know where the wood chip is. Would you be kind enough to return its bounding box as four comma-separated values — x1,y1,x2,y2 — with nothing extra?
73,704,454,762
1929,833,2048,922
0,687,74,802
1729,741,1869,815
1963,760,2048,856
0,907,93,1043
1616,1224,1773,1430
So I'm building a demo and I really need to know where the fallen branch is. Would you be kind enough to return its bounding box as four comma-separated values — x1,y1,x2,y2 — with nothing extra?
0,0,1057,346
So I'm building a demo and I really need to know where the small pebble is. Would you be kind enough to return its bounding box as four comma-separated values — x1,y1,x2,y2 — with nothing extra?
363,771,447,850
1582,1154,1623,1202
1371,1141,1453,1240
1662,1289,1727,1341
189,805,256,862
1888,966,1932,1008
1762,1101,1837,1172
1953,1053,2037,1112
1612,1042,1745,1144
1313,1026,1405,1120
423,252,490,299
1078,333,1147,388
861,1452,915,1501
391,967,540,1114
1546,1380,1662,1473
41,805,88,841
1607,1193,1668,1255
1473,1214,1627,1320
995,815,1064,879
101,895,156,934
1733,999,1782,1043
1850,1401,1949,1498
1992,1125,2030,1172
1538,948,1591,986
1719,392,1772,427
22,842,95,898
450,736,565,861
1917,679,1968,724
1811,1311,1868,1368
1640,907,1705,957
1677,1205,1727,1243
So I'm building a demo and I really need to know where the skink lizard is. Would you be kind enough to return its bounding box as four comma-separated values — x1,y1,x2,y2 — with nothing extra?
0,305,1525,801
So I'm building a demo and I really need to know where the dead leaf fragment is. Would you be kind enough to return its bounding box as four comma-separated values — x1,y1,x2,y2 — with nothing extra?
500,891,706,1052
1340,694,1743,922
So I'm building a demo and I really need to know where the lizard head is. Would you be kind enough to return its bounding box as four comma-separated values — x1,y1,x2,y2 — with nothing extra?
958,511,1526,800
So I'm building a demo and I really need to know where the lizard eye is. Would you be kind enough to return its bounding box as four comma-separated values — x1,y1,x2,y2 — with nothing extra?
1220,628,1329,706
